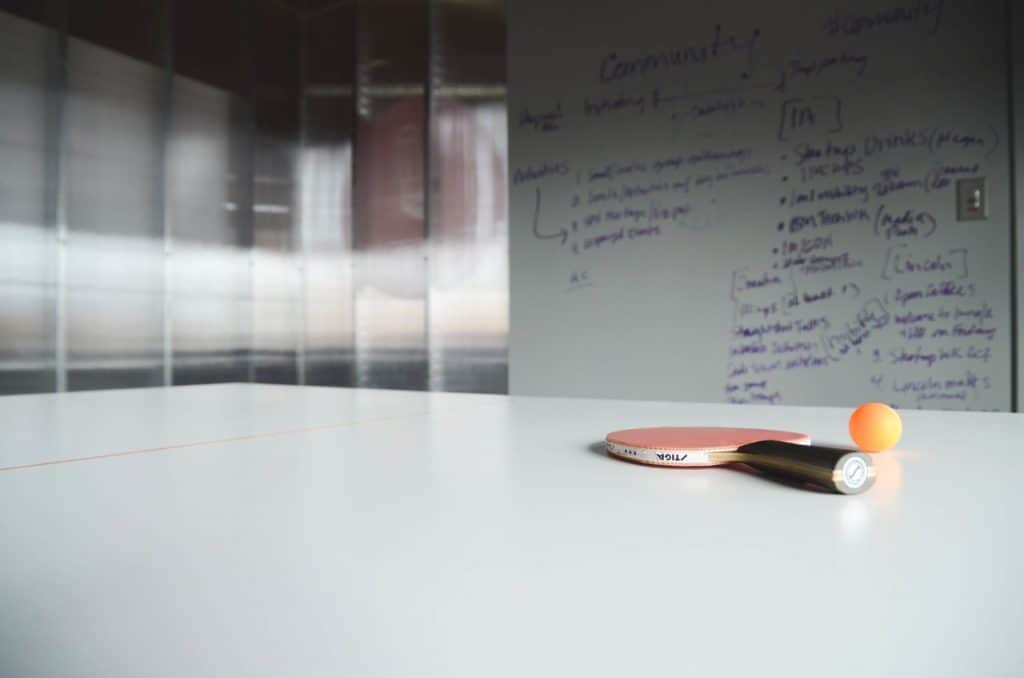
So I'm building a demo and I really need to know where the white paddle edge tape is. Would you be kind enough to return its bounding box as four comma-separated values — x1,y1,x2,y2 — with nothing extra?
605,438,811,467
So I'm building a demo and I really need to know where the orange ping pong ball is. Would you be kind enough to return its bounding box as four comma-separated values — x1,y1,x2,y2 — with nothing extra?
849,402,902,452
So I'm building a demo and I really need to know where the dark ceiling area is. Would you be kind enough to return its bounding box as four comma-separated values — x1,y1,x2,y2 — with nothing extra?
0,0,505,91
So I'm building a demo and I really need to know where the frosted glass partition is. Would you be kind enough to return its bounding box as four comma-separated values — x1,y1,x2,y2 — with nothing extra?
0,0,509,396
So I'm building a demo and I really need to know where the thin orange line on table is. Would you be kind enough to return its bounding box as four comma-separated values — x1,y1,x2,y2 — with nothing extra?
0,412,428,472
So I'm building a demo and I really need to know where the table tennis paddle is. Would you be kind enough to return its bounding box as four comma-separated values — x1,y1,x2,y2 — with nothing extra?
604,427,875,494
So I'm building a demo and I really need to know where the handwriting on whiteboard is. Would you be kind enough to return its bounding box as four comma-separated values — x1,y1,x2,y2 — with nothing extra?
512,2,1003,408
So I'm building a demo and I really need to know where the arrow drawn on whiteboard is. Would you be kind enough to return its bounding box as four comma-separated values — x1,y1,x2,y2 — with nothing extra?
532,187,568,245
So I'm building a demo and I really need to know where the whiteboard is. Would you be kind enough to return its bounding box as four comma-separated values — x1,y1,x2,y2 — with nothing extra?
508,0,1012,410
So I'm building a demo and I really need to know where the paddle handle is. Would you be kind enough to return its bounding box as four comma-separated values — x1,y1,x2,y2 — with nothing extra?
737,440,876,494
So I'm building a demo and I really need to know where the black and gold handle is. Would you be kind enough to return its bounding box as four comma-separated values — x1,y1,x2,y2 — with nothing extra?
736,440,876,495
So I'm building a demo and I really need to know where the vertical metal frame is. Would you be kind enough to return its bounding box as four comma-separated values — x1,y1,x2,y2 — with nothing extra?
1011,0,1023,411
424,0,439,391
42,0,69,392
158,0,175,387
236,0,257,384
295,12,309,387
351,0,370,388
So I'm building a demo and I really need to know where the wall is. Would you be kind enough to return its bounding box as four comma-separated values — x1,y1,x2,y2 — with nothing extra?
508,0,1015,410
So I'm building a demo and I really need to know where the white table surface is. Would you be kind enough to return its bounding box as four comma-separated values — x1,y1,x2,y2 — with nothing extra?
1,383,1021,677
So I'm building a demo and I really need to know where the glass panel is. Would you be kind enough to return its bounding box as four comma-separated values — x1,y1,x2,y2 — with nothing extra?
303,247,355,386
252,298,299,385
251,248,299,384
251,0,300,384
0,284,56,394
427,0,508,394
352,0,429,390
0,10,52,286
0,11,55,392
171,294,250,386
0,0,513,396
171,0,252,385
169,74,251,383
299,3,357,387
63,32,166,388
66,289,163,390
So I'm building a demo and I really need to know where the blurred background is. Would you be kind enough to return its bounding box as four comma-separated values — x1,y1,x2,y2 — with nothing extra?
0,0,509,396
